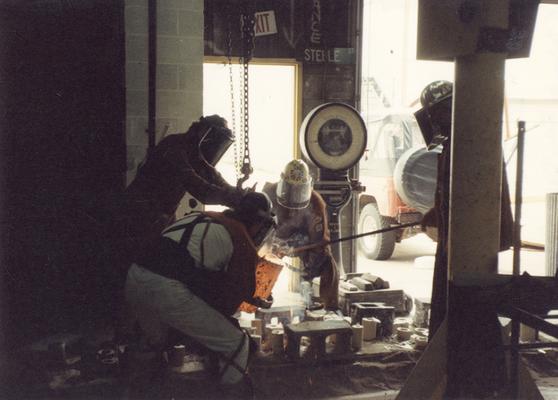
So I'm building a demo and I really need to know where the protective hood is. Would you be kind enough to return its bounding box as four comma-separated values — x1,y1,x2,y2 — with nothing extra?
414,81,453,150
276,179,312,209
276,159,313,209
235,192,277,248
199,123,234,166
252,211,277,248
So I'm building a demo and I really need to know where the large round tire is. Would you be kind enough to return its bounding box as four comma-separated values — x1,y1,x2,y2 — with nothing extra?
358,203,396,260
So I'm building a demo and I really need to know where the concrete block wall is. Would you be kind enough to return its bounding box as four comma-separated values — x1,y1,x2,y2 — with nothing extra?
125,0,204,185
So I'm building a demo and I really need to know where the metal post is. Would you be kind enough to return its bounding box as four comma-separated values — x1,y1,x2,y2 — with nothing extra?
446,50,507,397
512,121,525,276
351,0,364,274
447,52,506,280
546,193,558,277
510,120,526,398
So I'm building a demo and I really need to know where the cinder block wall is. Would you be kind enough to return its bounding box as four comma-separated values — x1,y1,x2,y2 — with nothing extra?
125,0,204,185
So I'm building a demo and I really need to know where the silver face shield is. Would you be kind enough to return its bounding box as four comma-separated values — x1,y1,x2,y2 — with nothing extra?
276,179,312,209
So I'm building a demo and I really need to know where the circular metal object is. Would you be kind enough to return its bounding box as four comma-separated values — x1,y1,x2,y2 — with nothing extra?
300,103,367,171
393,146,439,214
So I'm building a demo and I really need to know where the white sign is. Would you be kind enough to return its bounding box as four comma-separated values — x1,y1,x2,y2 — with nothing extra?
254,10,277,37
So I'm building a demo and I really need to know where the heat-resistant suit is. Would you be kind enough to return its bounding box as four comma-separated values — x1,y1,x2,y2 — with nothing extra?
114,132,242,266
126,211,260,384
263,182,339,310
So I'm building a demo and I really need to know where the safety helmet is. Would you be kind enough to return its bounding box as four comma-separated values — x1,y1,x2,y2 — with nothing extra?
190,115,234,166
235,192,277,248
276,160,313,209
414,80,453,150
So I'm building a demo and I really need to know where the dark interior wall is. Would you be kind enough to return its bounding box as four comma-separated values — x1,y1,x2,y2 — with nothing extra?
204,0,353,60
1,0,126,348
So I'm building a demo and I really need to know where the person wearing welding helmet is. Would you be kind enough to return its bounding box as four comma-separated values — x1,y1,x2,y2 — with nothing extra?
117,115,245,264
125,191,276,397
416,81,514,340
262,159,340,311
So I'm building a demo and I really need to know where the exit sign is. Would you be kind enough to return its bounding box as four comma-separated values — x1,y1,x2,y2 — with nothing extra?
254,10,277,37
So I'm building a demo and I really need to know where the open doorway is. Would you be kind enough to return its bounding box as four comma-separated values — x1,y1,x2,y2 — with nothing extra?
357,1,558,297
203,60,301,304
203,61,299,193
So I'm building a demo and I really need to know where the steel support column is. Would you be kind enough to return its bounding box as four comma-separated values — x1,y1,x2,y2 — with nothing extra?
447,51,506,280
398,2,511,398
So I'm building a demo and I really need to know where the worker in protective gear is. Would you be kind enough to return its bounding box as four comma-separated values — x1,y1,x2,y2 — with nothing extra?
416,81,514,341
125,192,276,396
115,114,244,266
107,115,246,346
262,159,340,311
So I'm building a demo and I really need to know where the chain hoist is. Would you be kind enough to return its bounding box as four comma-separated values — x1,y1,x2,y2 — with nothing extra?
226,1,255,189
226,5,240,179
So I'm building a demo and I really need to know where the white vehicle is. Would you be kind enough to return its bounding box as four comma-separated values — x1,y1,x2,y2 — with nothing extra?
358,113,439,260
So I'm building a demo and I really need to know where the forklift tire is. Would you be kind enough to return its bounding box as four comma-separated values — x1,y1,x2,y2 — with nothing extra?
358,203,396,260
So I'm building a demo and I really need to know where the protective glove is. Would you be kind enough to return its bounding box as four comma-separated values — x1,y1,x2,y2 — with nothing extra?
287,232,310,248
249,296,273,309
229,184,258,209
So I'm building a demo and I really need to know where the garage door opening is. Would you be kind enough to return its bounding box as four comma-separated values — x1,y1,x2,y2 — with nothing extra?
203,60,301,306
357,1,558,301
203,61,298,192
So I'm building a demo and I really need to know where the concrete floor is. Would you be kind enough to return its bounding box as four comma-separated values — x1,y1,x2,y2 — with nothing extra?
354,233,558,400
5,234,553,400
271,233,438,308
356,233,437,302
355,232,548,303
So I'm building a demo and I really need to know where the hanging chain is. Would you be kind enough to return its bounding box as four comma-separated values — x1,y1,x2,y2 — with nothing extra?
236,1,255,189
237,65,245,177
240,45,251,177
226,4,241,179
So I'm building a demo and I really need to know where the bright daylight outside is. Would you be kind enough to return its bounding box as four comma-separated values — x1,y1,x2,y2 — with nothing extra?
203,62,296,195
357,1,558,300
203,61,298,303
202,2,558,303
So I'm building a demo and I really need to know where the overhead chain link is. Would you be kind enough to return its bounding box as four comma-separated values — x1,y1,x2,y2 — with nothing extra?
236,64,245,178
226,1,255,188
236,2,255,189
226,7,240,179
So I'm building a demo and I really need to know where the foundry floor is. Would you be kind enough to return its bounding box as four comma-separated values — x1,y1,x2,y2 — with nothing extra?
3,314,558,400
0,324,419,400
2,235,557,399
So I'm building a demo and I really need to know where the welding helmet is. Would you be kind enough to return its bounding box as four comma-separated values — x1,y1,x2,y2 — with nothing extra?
414,80,453,150
236,192,277,248
276,160,313,209
195,115,234,166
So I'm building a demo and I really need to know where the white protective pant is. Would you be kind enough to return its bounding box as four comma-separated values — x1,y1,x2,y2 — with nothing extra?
125,264,249,384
